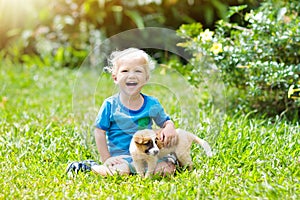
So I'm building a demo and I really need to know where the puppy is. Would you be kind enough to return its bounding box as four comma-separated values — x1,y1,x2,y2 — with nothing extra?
129,129,212,177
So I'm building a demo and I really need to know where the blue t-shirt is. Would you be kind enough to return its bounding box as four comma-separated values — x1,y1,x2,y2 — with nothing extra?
95,93,170,157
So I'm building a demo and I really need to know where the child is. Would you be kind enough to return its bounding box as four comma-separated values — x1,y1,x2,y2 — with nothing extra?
92,48,178,176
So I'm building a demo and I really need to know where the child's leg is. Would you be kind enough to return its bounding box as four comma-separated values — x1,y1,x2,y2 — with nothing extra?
154,161,176,176
91,161,130,176
154,154,177,176
91,165,113,176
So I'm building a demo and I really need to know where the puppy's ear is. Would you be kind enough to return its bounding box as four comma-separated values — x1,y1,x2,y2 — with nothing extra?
155,137,164,149
154,129,164,149
134,135,145,145
155,129,162,140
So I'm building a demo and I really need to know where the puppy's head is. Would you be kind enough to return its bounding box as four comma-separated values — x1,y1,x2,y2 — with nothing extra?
133,129,160,156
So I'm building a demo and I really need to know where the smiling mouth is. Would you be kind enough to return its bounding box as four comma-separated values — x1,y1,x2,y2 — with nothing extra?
126,82,138,86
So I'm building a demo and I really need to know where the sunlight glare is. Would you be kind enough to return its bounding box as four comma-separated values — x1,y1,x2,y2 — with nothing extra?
0,0,43,28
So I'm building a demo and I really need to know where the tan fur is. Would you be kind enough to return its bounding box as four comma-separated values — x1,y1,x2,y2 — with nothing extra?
129,129,212,178
154,130,164,149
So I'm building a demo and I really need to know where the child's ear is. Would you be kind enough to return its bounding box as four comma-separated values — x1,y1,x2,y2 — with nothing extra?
112,74,117,82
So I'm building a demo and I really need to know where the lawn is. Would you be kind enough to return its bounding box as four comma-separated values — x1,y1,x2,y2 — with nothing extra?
0,63,299,199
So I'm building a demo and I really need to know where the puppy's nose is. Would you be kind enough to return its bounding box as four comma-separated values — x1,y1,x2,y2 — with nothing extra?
153,150,159,155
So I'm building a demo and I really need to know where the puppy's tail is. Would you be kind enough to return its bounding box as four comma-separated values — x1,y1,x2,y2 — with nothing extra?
194,137,213,157
178,129,212,157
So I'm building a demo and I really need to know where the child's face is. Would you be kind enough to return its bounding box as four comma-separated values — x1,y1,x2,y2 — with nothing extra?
113,55,149,97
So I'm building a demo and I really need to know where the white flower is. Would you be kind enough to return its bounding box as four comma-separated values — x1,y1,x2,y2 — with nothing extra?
200,29,214,42
210,43,223,55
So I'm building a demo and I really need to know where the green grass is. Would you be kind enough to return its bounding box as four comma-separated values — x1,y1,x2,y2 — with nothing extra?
0,63,299,199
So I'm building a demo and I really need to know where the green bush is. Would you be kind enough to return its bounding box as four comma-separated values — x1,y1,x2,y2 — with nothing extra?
176,1,300,118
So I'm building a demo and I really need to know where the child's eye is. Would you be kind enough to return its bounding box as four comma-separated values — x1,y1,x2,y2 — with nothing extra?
121,70,128,73
135,70,142,73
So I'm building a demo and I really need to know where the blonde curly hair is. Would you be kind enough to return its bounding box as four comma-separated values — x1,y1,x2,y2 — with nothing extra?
105,48,155,77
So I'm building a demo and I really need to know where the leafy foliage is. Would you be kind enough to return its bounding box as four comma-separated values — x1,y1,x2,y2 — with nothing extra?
176,1,300,117
1,0,258,68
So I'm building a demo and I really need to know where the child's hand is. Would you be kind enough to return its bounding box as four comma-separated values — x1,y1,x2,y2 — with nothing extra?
161,121,178,147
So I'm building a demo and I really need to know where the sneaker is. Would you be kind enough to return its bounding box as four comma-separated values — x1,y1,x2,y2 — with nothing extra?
66,160,98,174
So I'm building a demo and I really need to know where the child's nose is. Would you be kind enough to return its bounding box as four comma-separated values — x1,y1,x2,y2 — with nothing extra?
128,71,136,77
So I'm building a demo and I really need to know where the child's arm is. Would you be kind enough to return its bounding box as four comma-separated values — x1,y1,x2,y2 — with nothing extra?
94,127,130,167
160,120,178,147
94,128,111,163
